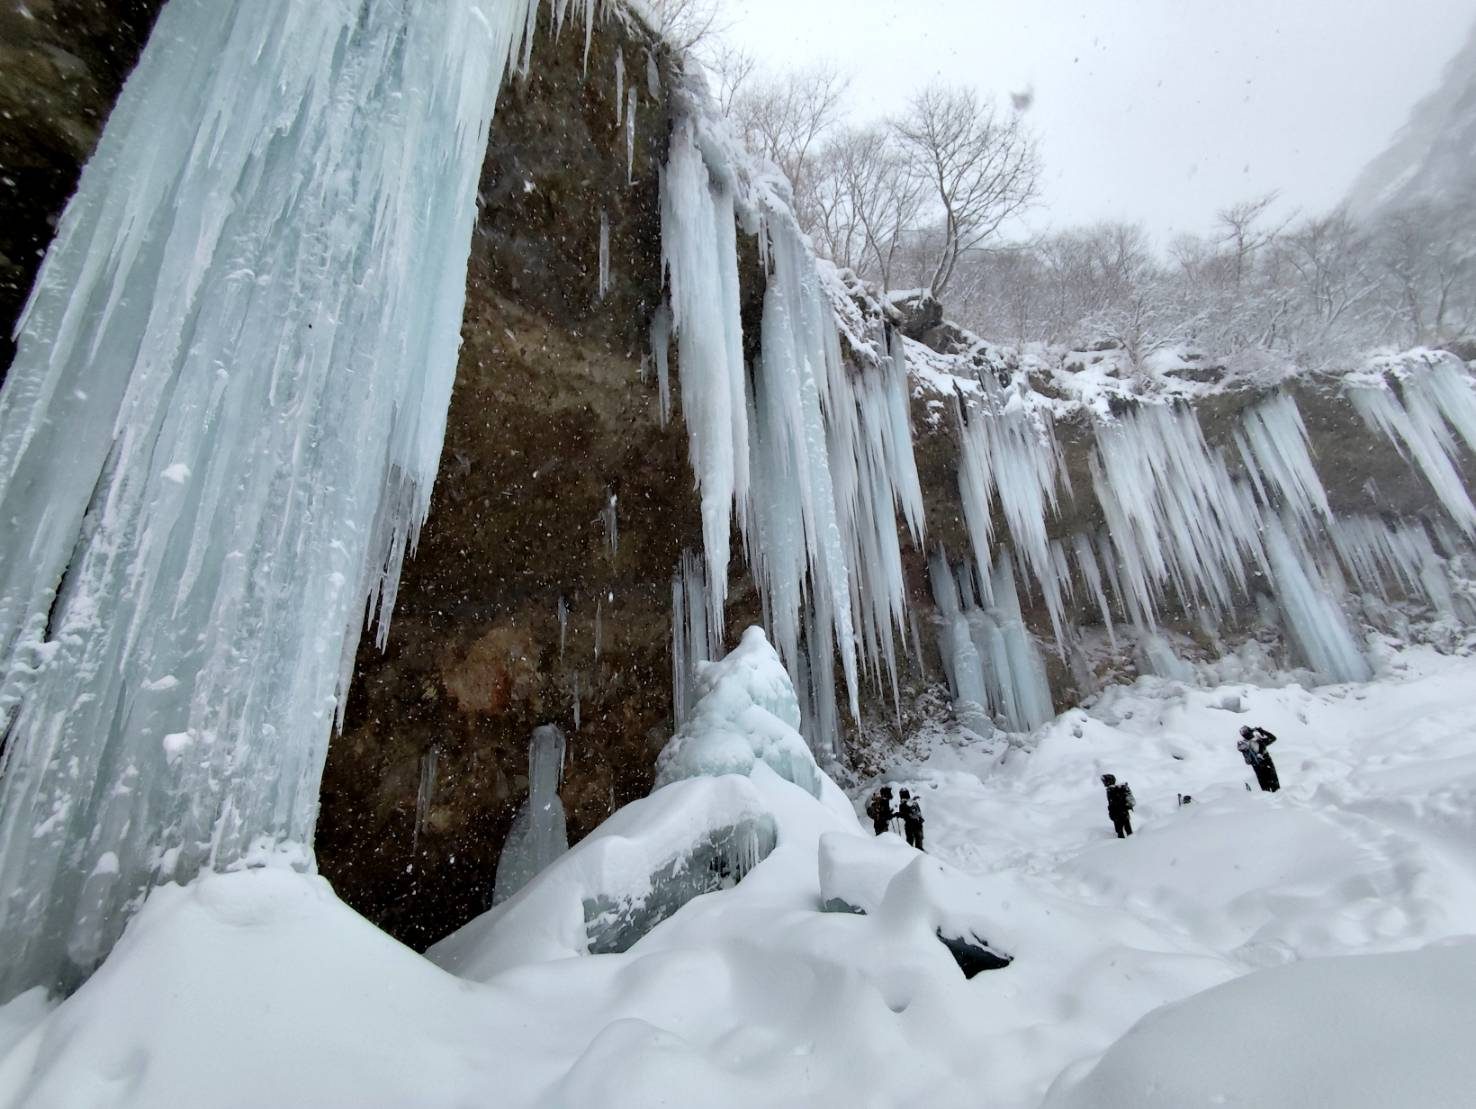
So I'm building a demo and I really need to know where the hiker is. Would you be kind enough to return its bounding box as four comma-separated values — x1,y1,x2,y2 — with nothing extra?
1101,773,1135,838
1237,725,1280,792
865,785,896,836
898,788,925,851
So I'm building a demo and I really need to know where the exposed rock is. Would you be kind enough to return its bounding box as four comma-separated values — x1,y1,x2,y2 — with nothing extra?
1443,336,1476,363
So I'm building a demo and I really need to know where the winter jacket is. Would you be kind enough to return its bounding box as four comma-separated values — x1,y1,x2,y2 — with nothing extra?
899,799,924,829
866,794,894,826
1238,728,1278,765
1105,782,1135,817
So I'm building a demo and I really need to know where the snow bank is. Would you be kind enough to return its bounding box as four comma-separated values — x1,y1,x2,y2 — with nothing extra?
5,645,1476,1106
1045,941,1476,1108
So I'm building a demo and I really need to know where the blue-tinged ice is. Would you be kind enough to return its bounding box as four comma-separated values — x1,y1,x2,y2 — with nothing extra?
655,627,822,798
493,725,570,906
0,0,529,1000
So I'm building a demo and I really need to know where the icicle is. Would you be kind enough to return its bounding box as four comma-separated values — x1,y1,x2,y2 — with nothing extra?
599,489,618,557
1265,517,1372,682
953,373,1069,644
1349,358,1476,535
572,673,582,732
1091,402,1266,628
613,47,624,128
414,748,439,853
671,549,720,727
0,0,529,1000
594,599,603,663
650,304,673,427
558,595,569,661
597,211,611,300
659,117,749,628
492,725,569,905
1234,392,1333,536
646,49,661,99
626,88,638,186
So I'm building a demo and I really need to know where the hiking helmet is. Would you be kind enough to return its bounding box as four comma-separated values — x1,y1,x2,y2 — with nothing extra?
1101,773,1116,785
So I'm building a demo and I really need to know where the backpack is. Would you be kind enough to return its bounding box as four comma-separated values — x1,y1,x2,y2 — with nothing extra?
1109,782,1134,811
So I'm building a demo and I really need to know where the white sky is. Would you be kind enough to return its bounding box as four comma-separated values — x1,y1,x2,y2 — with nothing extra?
718,0,1475,241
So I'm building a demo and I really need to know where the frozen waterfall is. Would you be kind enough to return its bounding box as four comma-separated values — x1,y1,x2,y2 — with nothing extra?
0,0,529,1000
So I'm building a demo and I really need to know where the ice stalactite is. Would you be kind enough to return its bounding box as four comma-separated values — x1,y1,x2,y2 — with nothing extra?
744,212,859,731
929,553,991,734
599,490,619,557
671,549,719,728
1234,393,1334,532
1264,519,1373,683
613,47,624,127
598,211,611,300
936,362,1476,713
0,0,529,1001
1349,356,1476,535
974,552,1056,732
657,108,929,763
1091,402,1267,628
658,117,749,629
558,595,570,661
414,748,440,854
649,304,673,427
927,549,1052,733
1332,516,1463,620
626,88,639,186
953,374,1069,646
492,725,569,906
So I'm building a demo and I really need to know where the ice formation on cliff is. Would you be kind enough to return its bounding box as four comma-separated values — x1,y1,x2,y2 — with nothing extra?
0,0,533,999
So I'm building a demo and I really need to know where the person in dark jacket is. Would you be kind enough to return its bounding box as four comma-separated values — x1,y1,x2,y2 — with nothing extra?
1101,773,1135,838
898,788,925,851
865,785,896,836
1237,725,1280,792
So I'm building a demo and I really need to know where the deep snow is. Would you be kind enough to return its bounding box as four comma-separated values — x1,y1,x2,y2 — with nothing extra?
3,639,1476,1107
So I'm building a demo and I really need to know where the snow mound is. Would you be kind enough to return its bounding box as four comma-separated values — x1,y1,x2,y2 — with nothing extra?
1045,941,1476,1108
655,626,822,797
430,773,778,980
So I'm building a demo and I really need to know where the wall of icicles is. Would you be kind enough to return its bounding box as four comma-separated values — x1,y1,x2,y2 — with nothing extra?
657,77,1476,756
929,354,1476,734
659,98,929,769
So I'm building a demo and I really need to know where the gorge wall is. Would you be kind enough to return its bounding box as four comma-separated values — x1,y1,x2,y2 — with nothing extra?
3,0,1473,961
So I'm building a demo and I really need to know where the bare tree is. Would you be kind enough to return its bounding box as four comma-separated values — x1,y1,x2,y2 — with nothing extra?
645,0,725,54
1372,198,1475,345
813,125,926,289
704,42,757,116
892,85,1041,298
1215,192,1281,289
728,65,849,231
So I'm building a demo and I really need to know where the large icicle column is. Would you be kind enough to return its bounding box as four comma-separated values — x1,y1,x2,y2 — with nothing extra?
0,0,527,1000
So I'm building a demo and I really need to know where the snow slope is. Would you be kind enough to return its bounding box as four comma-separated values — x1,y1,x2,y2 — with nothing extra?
3,640,1476,1107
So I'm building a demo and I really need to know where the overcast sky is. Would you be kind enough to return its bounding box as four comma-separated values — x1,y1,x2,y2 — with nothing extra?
718,0,1475,242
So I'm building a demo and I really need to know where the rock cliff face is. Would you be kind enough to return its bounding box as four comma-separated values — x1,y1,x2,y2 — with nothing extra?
4,1,1473,955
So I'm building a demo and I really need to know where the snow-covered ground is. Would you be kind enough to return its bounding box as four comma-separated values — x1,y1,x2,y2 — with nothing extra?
3,639,1476,1107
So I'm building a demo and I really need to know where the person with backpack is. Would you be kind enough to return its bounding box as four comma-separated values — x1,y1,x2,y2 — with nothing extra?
1101,773,1135,838
1237,725,1280,792
898,788,925,851
865,785,897,836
